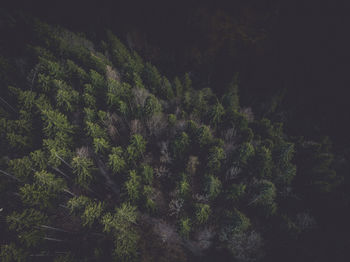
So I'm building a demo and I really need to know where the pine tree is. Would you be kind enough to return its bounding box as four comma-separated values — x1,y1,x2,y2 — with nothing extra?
125,170,141,202
71,156,94,188
7,209,48,247
82,201,104,228
108,147,126,173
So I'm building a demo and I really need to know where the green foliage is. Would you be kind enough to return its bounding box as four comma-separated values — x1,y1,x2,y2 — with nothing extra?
254,145,273,179
206,175,222,200
83,85,97,108
208,101,225,127
196,125,213,148
8,156,33,181
238,142,255,164
226,183,246,202
43,138,73,167
207,146,225,173
65,59,89,84
178,173,190,198
222,73,240,112
143,94,162,118
101,203,139,261
7,209,48,247
195,203,211,224
125,170,141,202
141,164,154,185
179,217,191,239
67,196,91,214
93,137,111,154
172,132,190,160
34,170,66,192
0,243,27,262
167,113,176,126
108,147,126,173
160,76,174,100
17,90,37,110
86,121,107,139
19,183,54,208
41,109,74,138
82,201,104,228
249,180,277,216
55,80,79,112
143,185,156,212
126,134,147,163
1,17,346,262
173,76,183,97
142,62,162,95
183,73,192,91
71,156,94,188
30,150,47,170
219,209,251,242
90,69,105,90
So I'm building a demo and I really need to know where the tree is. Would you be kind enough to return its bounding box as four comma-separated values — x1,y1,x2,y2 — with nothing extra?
196,125,213,149
219,208,251,242
71,156,94,188
90,69,105,90
143,94,162,118
101,203,139,261
86,121,107,139
41,109,74,138
19,184,54,209
208,101,225,127
43,138,73,167
207,146,225,173
125,170,141,202
173,76,183,97
142,62,162,95
238,142,255,165
82,202,104,228
206,175,222,200
30,150,48,170
8,156,33,181
178,173,190,198
160,76,174,100
17,90,37,110
108,147,126,173
254,146,273,179
172,132,190,160
126,134,147,163
143,185,156,213
222,73,239,112
93,137,111,154
0,243,27,262
83,84,97,108
141,164,153,185
54,79,79,112
183,73,192,92
179,217,191,239
167,114,176,127
34,170,66,193
248,180,277,216
196,203,211,224
226,183,246,202
7,209,48,247
67,195,91,214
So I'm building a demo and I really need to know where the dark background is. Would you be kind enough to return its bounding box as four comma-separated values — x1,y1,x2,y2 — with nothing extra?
3,0,350,148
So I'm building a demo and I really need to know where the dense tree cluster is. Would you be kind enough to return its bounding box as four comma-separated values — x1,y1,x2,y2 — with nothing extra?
0,14,348,262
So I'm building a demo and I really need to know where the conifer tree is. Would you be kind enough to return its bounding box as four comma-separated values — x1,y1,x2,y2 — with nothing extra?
7,209,48,247
71,156,94,188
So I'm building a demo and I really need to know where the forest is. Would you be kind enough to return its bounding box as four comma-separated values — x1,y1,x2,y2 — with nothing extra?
0,5,349,262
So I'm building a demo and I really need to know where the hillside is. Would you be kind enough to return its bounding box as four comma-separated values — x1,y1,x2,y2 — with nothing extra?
0,13,349,262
